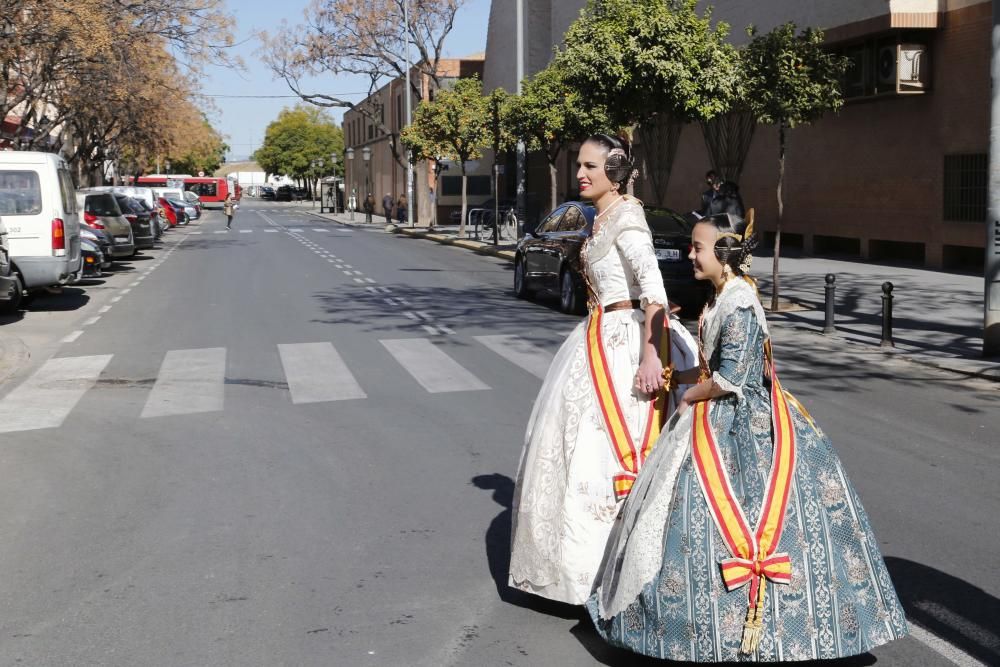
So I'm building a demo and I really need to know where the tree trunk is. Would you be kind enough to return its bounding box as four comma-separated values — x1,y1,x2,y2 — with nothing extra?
459,163,468,238
548,157,558,214
770,122,786,312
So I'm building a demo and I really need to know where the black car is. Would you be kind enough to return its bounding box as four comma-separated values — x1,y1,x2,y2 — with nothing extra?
513,202,712,316
260,186,276,200
275,185,293,202
79,238,104,278
114,194,155,249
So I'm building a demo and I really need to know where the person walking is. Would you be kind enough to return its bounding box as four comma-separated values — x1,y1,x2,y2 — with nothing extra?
698,170,722,217
224,192,235,229
382,193,393,224
588,213,907,660
395,193,407,226
508,133,699,605
363,193,375,224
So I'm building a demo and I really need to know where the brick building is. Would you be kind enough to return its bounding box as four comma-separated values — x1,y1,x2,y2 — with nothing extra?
483,0,990,269
342,56,485,224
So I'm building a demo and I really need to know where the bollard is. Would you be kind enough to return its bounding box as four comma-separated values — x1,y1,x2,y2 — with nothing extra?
881,281,894,348
823,273,836,334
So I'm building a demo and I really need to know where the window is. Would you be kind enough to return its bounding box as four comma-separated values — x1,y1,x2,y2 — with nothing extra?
439,175,491,197
537,210,565,234
185,181,217,197
368,123,373,140
557,206,587,232
85,193,121,216
57,168,77,213
943,154,987,222
0,170,42,215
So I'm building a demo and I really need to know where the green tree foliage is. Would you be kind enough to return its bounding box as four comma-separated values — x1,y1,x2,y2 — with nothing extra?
507,63,610,212
555,0,740,128
166,115,229,176
742,24,847,310
401,77,490,237
254,105,345,185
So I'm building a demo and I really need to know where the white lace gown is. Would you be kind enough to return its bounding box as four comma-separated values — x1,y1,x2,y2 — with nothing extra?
508,198,699,604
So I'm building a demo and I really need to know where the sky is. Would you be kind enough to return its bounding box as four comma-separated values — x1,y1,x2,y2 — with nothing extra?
200,0,492,162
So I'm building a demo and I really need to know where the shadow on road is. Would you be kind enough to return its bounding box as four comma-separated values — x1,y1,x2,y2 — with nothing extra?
886,556,1000,665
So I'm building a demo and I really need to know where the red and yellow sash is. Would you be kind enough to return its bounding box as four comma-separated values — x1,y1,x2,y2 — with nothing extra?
691,341,796,654
586,306,673,501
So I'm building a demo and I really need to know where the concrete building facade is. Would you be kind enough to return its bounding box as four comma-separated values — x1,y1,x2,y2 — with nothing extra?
342,57,486,224
483,0,990,269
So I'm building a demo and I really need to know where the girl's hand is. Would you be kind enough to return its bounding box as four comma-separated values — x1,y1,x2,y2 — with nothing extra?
634,357,664,395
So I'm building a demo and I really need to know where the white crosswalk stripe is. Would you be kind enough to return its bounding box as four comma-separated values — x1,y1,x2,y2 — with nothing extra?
474,335,554,379
141,348,226,418
0,355,113,433
381,338,490,393
0,334,559,429
278,342,365,403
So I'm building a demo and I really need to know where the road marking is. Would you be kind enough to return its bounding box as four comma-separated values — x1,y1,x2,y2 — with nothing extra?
190,231,203,235
907,623,990,667
383,298,399,306
278,342,366,404
353,278,365,283
141,348,226,419
289,228,303,232
0,355,113,433
377,287,391,294
421,325,440,336
98,306,111,314
366,287,379,294
61,330,83,343
111,296,122,303
264,229,278,233
239,229,253,233
364,278,376,284
382,338,489,394
343,264,353,269
121,289,131,294
342,270,353,276
82,316,101,326
129,282,139,287
397,298,411,306
437,325,456,335
403,311,419,321
475,335,553,380
214,230,227,234
415,310,432,320
313,228,328,232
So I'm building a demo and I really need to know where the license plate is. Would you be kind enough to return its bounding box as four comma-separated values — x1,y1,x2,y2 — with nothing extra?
655,248,681,261
114,236,129,242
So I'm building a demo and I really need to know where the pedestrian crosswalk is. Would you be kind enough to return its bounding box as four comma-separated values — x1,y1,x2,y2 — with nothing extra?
187,227,351,236
0,336,557,432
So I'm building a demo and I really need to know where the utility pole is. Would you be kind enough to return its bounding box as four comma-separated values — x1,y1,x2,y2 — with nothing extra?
986,0,1000,356
405,0,415,227
515,0,526,230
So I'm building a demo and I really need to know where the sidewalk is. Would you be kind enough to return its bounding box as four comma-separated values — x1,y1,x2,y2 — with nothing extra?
304,209,1000,382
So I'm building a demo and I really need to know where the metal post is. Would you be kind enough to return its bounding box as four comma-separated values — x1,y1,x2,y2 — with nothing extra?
823,273,836,334
405,0,415,227
515,0,526,229
881,281,894,348
985,0,1000,356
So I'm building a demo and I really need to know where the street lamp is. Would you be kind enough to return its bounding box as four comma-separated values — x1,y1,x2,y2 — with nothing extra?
346,147,355,221
329,153,339,213
362,146,372,222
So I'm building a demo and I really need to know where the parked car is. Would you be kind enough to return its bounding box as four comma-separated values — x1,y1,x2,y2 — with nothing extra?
0,151,83,310
78,237,104,278
113,194,155,250
513,201,712,316
75,192,135,259
79,225,112,270
275,185,293,202
182,190,203,218
293,187,309,201
167,199,195,223
0,216,19,304
260,186,276,200
158,197,185,227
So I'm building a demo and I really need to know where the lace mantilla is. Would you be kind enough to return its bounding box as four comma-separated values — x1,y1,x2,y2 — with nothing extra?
585,197,650,264
700,279,768,363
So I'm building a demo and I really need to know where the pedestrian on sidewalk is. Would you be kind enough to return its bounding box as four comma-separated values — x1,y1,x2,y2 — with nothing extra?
395,193,407,225
697,170,722,217
508,133,699,606
224,192,235,229
588,213,908,660
363,193,375,224
382,193,393,224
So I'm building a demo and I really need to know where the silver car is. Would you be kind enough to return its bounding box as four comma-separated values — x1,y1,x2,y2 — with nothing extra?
75,192,134,258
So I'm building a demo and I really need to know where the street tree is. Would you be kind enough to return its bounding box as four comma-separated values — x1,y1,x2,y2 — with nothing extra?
556,0,739,127
506,63,609,212
262,0,465,172
742,23,847,311
401,77,489,237
254,105,345,192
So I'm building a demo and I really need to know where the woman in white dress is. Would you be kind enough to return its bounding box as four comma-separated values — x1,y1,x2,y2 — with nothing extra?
508,134,699,605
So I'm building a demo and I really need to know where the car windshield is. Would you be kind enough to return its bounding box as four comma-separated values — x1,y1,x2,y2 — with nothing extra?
645,207,693,236
86,193,121,216
0,171,43,215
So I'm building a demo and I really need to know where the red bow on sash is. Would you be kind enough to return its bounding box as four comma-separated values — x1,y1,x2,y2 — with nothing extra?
721,553,793,603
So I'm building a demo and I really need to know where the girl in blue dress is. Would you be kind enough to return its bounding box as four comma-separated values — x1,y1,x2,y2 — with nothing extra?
588,213,907,661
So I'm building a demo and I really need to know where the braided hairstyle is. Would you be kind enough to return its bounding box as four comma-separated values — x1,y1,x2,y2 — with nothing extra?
585,133,635,190
699,212,757,277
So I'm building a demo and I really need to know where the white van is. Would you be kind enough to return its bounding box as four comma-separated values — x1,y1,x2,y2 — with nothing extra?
0,152,82,307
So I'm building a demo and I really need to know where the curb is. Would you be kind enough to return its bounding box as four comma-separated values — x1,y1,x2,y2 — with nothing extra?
392,226,517,261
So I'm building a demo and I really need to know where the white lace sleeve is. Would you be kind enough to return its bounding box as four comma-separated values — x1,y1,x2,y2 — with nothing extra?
616,228,668,309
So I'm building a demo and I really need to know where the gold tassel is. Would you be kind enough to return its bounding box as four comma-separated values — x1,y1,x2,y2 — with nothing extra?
739,580,767,655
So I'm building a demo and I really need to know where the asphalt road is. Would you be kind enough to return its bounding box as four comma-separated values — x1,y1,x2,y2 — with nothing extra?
0,202,995,666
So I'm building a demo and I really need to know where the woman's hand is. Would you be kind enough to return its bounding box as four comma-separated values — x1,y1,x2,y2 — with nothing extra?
634,356,665,396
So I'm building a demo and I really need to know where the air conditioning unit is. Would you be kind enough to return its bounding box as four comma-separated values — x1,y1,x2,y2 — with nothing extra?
877,43,929,94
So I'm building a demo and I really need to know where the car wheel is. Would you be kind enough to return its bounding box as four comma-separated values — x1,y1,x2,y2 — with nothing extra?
559,268,582,314
513,257,531,299
0,272,26,313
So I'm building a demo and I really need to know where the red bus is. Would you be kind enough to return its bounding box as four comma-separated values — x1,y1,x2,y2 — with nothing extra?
136,175,233,208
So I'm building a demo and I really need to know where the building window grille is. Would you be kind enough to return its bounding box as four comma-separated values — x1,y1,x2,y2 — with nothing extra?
943,153,987,222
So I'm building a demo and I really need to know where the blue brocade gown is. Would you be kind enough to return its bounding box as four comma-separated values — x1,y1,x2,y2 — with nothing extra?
587,280,908,662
